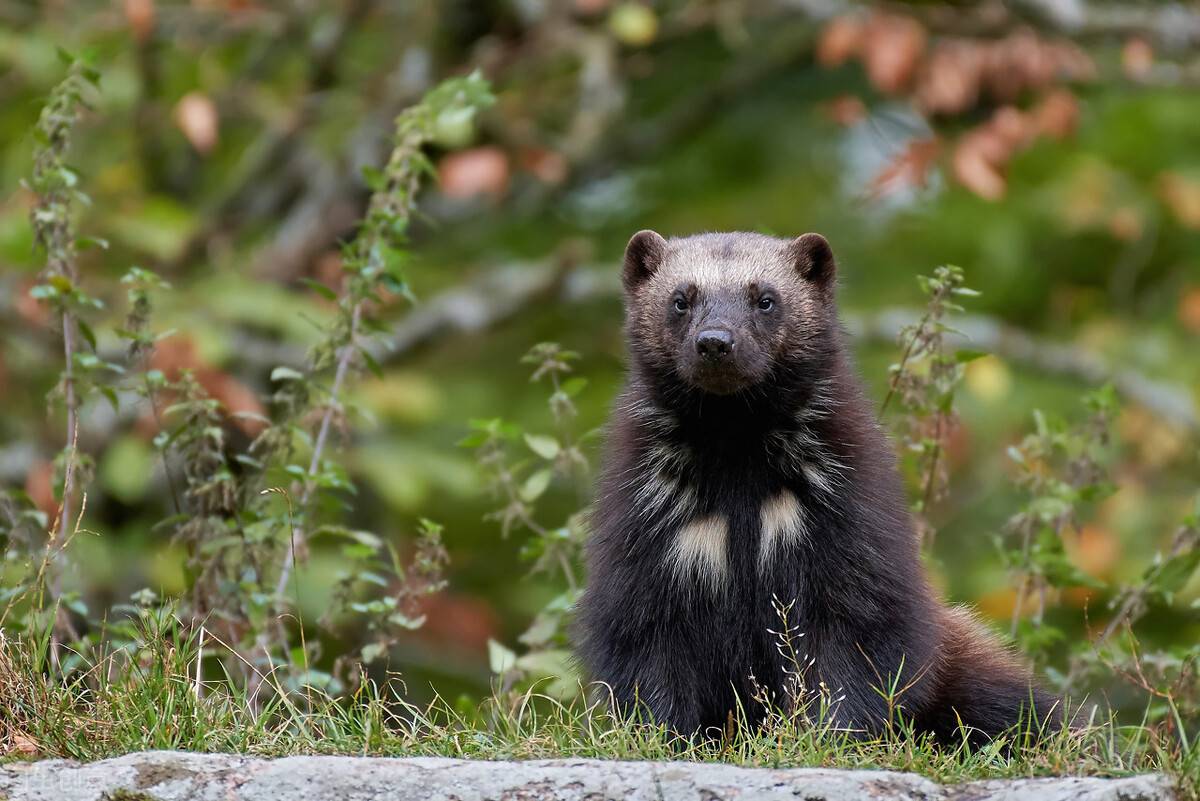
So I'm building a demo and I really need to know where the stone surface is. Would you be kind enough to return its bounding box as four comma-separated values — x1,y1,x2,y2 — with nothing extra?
0,752,1176,801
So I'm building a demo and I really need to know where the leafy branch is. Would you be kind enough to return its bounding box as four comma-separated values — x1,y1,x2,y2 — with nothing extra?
462,342,591,696
1003,386,1117,659
24,54,105,656
267,73,495,609
884,265,981,547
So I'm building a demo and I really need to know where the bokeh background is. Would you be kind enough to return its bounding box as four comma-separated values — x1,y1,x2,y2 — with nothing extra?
2,0,1198,710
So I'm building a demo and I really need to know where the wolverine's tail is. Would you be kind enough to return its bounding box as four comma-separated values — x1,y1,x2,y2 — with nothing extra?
921,606,1065,745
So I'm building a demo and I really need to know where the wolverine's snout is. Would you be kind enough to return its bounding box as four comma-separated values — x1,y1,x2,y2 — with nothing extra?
695,329,734,360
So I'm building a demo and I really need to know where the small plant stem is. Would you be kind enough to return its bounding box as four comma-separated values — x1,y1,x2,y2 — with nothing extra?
275,301,362,602
879,309,930,415
1010,522,1035,638
918,413,945,547
57,310,78,554
49,309,83,663
144,375,183,515
557,550,579,594
1096,526,1194,645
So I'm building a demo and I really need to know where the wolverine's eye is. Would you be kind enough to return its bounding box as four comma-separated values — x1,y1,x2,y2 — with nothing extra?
673,296,689,314
757,296,775,312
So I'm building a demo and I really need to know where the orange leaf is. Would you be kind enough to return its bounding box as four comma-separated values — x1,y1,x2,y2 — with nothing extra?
1068,525,1121,579
1122,37,1154,80
173,92,219,155
867,137,941,199
518,147,569,185
915,40,983,115
438,147,510,200
817,15,865,67
1032,89,1079,140
953,133,1006,200
1158,172,1200,229
1107,207,1143,241
1179,287,1200,334
823,95,867,127
124,0,156,42
24,460,56,519
9,732,40,756
862,13,926,95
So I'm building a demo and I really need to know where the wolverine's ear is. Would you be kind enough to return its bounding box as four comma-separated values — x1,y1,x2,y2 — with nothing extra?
622,230,667,292
788,233,835,286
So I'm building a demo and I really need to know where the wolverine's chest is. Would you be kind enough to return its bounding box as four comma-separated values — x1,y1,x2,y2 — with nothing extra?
618,409,848,596
664,485,810,592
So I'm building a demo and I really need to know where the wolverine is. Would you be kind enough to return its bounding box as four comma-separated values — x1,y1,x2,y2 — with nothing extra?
575,229,1060,743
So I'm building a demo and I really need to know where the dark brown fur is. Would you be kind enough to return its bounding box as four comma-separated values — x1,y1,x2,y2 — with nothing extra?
575,230,1060,742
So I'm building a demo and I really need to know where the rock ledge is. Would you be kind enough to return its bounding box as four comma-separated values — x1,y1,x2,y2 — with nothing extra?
0,751,1175,800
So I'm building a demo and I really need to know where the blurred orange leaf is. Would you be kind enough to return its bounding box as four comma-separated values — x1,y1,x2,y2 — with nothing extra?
916,41,983,115
24,460,56,518
1158,172,1200,229
1122,37,1154,80
953,135,1006,200
1032,89,1079,140
862,13,926,95
823,94,867,127
173,92,219,155
438,147,510,200
817,15,864,67
151,336,267,436
573,0,611,14
7,732,40,757
124,0,156,41
867,137,940,199
1107,207,1143,241
519,147,569,185
1068,525,1121,579
1180,287,1200,334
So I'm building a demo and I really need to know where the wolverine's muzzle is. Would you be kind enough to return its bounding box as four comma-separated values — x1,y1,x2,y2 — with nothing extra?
696,329,734,361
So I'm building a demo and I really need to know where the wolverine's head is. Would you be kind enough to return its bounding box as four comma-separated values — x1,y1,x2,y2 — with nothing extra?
621,230,838,397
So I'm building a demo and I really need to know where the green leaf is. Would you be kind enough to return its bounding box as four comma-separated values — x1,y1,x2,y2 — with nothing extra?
457,431,489,448
561,377,588,397
487,638,517,675
360,642,387,663
99,385,120,414
75,235,109,251
299,278,338,301
99,435,152,503
360,347,384,379
271,366,305,382
520,468,554,503
74,352,101,370
1150,549,1200,597
954,349,989,363
518,610,561,647
524,433,560,460
388,612,427,630
49,274,74,293
361,165,386,192
76,320,97,351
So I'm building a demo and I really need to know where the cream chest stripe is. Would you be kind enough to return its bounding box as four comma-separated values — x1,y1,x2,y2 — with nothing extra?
759,490,806,569
669,514,728,590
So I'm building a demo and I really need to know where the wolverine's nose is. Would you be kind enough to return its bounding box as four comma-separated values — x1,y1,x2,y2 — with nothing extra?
696,329,734,360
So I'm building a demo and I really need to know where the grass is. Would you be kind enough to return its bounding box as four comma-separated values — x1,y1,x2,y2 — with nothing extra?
0,616,1196,800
